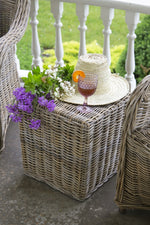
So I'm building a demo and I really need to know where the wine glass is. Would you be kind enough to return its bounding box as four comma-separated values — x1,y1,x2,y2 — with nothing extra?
77,74,98,113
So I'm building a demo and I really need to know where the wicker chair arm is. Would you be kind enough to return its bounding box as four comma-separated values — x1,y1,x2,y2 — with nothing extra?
123,75,150,135
0,0,30,66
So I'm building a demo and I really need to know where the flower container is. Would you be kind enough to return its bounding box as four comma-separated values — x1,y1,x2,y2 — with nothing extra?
19,95,129,201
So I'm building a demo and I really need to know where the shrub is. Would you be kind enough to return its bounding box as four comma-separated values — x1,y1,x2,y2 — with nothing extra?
115,45,127,77
43,40,124,73
110,45,125,73
116,15,150,82
43,40,103,67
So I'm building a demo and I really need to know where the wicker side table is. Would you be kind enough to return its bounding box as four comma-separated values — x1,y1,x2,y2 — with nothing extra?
19,95,129,201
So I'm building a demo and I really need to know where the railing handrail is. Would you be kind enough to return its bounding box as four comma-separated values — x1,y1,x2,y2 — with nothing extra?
59,0,150,15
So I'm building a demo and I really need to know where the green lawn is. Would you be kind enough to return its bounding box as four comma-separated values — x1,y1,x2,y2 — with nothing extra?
17,0,145,70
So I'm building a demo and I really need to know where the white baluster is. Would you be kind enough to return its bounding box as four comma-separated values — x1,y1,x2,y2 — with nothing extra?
101,7,114,66
30,0,43,70
76,4,89,57
15,45,20,73
51,0,64,67
125,11,140,92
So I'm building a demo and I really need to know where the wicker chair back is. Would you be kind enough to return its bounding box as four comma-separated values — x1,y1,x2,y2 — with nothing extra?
115,75,150,211
0,0,30,152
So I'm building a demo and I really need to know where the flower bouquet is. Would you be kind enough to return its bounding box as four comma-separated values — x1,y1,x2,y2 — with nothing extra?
6,65,75,129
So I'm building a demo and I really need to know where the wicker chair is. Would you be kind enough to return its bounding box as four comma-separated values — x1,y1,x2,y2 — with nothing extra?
0,0,30,152
115,75,150,212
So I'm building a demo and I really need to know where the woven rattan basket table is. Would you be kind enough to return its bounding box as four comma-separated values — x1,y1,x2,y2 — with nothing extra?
19,95,129,201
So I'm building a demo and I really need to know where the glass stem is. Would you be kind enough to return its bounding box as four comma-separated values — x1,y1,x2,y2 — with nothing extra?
83,97,88,106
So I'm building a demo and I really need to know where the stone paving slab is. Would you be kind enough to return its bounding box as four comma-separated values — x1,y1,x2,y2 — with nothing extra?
0,122,150,225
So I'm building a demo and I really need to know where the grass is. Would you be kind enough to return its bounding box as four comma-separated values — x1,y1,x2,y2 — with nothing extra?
17,0,145,70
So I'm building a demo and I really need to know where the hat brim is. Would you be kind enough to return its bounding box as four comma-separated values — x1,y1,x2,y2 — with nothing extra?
61,74,129,106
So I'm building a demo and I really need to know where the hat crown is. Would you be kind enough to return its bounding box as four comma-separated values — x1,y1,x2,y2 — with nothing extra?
78,54,107,64
75,54,111,94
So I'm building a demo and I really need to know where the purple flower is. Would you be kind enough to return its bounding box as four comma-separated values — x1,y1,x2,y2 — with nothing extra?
38,96,48,107
29,119,41,129
6,87,55,130
13,87,35,104
10,114,23,122
6,104,19,114
24,92,35,104
45,92,51,100
13,87,26,101
18,103,33,114
46,100,56,112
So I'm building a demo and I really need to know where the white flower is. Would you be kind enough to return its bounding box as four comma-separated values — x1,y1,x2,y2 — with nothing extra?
60,82,65,89
44,66,75,100
56,87,59,92
70,87,75,94
64,85,69,92
54,90,60,98
57,77,62,82
46,66,58,78
54,92,59,98
64,81,70,85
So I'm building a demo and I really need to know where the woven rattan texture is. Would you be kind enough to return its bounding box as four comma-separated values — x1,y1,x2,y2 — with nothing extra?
115,75,150,211
0,0,30,152
19,95,129,201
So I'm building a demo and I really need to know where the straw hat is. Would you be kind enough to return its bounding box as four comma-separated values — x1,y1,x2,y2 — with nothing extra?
62,54,129,105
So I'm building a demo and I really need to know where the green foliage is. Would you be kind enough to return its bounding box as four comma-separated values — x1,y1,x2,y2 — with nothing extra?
42,49,56,67
17,0,137,70
43,40,124,73
22,64,74,98
115,44,127,77
62,41,80,66
86,40,103,54
116,15,150,82
134,15,150,82
43,40,102,67
110,45,125,73
17,21,32,70
22,66,52,97
56,64,74,81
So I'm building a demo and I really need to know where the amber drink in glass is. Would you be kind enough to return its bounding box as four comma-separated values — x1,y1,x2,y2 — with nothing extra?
77,74,98,113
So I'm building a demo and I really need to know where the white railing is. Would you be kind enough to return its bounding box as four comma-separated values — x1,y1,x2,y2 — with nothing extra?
20,0,150,92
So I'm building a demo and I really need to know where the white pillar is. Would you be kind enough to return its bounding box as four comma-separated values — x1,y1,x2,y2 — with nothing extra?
76,4,89,57
51,0,64,67
125,11,140,92
30,0,43,70
15,45,20,73
101,7,114,66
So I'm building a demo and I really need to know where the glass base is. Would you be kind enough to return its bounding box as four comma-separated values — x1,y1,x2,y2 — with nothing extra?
77,105,92,113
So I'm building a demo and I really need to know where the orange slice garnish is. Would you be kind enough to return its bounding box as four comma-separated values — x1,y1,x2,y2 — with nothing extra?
72,70,85,82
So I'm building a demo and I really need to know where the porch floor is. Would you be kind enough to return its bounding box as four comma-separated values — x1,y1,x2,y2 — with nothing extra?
0,122,150,225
